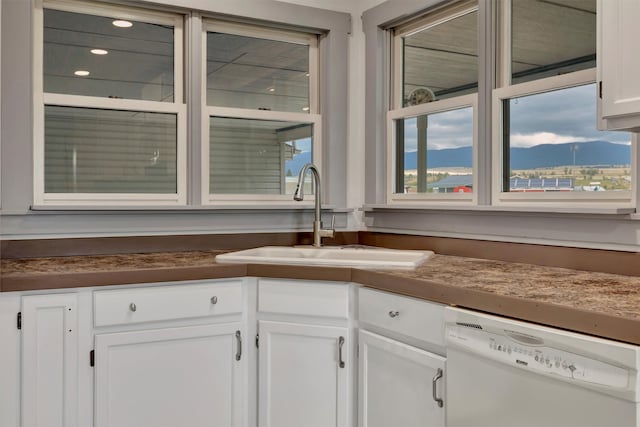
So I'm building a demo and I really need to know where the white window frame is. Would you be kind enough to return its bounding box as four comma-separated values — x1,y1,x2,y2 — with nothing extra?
387,1,479,205
387,95,478,204
201,19,321,205
492,0,636,209
33,0,187,206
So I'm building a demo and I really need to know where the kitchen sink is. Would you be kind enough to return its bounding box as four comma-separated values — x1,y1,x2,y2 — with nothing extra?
215,246,434,270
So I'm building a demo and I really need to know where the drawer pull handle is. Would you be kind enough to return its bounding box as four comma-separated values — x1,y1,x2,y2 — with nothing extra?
338,336,345,369
129,303,137,312
388,310,400,318
432,368,444,408
211,296,218,305
235,331,242,361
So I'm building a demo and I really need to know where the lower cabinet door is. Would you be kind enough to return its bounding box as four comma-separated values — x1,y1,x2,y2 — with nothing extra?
359,330,446,427
95,323,245,427
22,294,78,427
258,320,349,427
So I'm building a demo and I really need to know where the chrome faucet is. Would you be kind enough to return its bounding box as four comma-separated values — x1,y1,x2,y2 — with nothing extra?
293,163,335,247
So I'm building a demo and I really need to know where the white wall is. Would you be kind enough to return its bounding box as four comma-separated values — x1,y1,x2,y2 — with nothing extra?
277,0,385,229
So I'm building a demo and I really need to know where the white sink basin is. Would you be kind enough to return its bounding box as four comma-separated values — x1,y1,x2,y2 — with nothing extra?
215,246,433,270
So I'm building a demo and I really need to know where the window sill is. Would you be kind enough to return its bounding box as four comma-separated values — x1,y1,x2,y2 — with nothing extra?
29,205,352,213
363,203,636,216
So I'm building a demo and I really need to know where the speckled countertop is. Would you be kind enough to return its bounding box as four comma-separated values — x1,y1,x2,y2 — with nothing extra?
390,255,640,321
1,250,223,275
2,251,639,344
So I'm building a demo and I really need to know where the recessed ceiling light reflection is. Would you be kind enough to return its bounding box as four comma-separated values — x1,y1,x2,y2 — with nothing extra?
74,70,90,77
90,49,108,55
112,20,133,28
302,107,310,111
268,87,275,92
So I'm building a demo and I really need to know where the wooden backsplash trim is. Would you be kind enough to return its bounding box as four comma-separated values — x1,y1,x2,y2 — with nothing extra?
0,232,359,259
358,232,640,277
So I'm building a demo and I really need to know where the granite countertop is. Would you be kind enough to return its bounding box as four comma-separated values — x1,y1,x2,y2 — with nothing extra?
2,250,639,345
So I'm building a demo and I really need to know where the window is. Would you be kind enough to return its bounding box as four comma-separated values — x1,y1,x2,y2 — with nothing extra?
388,0,479,204
493,0,634,206
34,0,185,206
201,20,320,204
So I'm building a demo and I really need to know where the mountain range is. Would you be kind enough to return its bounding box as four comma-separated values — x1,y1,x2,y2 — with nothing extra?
285,141,631,173
402,140,631,170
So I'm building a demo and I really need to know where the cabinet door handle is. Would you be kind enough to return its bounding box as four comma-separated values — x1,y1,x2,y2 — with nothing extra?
388,310,400,318
235,330,242,361
338,336,345,368
211,296,218,305
129,303,137,312
432,368,443,408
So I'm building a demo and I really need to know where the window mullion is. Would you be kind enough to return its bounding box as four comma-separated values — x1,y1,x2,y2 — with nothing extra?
497,0,511,89
186,12,203,206
416,115,428,193
394,120,405,193
475,0,496,206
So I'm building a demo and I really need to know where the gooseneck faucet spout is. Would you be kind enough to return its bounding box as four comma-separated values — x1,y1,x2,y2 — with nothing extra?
293,163,335,247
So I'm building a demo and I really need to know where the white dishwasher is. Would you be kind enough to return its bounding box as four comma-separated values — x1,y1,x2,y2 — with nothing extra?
445,307,640,427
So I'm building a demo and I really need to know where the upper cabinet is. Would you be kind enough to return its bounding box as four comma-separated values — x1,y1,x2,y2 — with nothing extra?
598,0,640,131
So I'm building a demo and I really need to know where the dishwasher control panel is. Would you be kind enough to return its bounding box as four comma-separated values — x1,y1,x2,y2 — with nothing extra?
446,324,631,389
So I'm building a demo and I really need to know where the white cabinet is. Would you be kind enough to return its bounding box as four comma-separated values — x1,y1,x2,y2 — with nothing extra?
358,287,445,347
257,279,352,427
359,330,445,427
93,281,243,327
94,323,245,427
357,287,446,427
11,278,453,427
258,321,349,427
21,293,78,427
598,0,640,131
0,294,21,427
93,279,248,427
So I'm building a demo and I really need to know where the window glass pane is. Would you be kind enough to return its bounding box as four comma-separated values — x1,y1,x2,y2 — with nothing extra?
43,9,175,102
503,84,632,192
395,107,473,194
45,106,177,193
210,117,313,194
402,7,478,106
206,32,311,113
511,0,596,85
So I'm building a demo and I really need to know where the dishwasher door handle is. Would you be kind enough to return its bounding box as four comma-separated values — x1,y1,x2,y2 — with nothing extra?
432,368,444,408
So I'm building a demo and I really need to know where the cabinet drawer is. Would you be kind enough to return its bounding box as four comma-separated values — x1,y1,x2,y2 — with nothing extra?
94,280,243,327
358,287,444,347
258,279,349,319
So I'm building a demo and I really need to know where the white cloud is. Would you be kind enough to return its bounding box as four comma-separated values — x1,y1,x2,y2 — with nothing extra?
510,132,632,148
509,132,590,148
